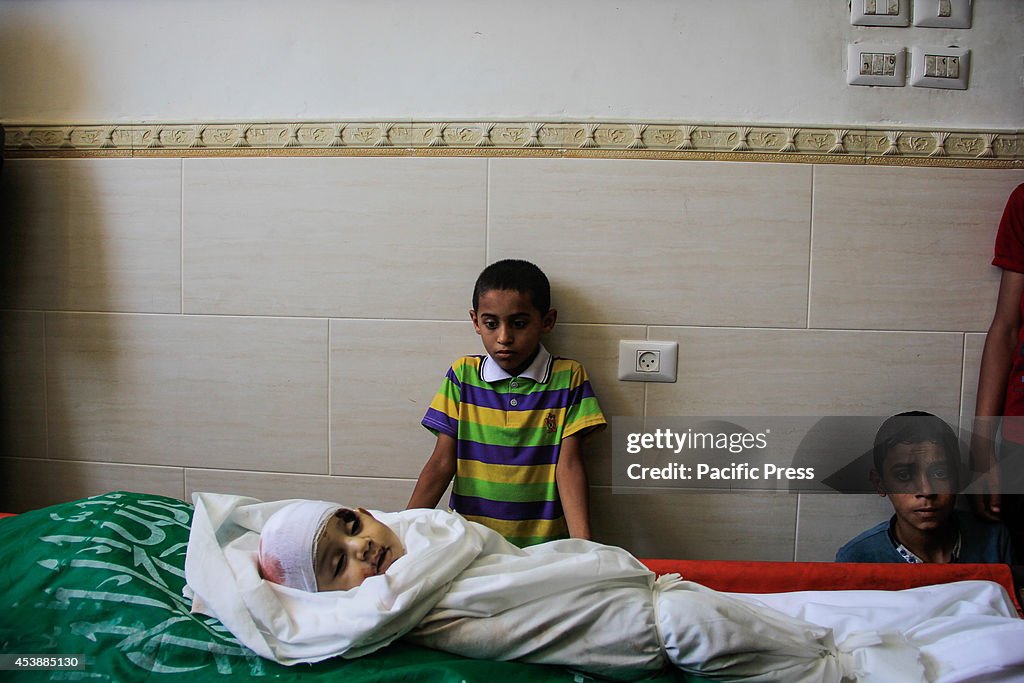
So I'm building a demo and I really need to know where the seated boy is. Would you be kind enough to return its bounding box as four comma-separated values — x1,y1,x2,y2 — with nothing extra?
836,411,1013,564
407,259,606,546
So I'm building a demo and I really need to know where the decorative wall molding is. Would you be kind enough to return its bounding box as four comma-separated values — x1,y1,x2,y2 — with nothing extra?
3,120,1020,167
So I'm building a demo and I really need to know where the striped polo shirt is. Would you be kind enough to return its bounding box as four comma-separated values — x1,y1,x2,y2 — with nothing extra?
422,345,606,547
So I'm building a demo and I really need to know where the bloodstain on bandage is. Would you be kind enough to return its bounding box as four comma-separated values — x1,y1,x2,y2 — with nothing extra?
257,537,287,585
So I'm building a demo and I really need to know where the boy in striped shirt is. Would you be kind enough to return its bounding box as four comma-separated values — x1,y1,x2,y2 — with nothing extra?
407,259,606,547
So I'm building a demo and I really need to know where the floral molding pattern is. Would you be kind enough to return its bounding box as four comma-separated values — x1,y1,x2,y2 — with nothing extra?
3,120,1021,166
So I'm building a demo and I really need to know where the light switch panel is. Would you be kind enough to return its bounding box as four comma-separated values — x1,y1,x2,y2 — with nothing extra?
851,0,910,27
910,46,969,89
913,0,972,28
847,44,906,87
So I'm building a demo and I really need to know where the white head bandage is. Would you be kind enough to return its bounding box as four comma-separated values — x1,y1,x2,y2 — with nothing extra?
257,500,341,592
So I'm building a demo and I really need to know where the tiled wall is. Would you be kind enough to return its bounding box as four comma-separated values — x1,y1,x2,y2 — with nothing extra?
2,156,1022,562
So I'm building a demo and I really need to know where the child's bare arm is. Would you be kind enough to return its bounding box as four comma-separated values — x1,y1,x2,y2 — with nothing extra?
407,433,457,509
971,269,1024,520
556,433,591,540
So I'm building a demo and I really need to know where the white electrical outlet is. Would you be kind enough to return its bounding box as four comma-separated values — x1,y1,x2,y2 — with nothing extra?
618,340,678,383
637,350,660,373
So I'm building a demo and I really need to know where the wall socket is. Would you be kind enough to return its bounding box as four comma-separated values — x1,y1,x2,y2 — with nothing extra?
618,340,678,383
637,350,661,372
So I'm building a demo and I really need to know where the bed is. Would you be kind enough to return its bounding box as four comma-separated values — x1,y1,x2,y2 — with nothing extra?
0,491,1020,682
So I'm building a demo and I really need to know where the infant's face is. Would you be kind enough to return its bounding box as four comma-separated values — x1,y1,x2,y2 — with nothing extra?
313,508,405,591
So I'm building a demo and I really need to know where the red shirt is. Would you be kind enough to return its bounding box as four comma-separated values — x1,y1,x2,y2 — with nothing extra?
992,183,1024,440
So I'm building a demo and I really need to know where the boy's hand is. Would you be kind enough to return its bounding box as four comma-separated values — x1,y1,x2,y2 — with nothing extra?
968,427,1004,523
968,467,1004,523
969,492,1003,522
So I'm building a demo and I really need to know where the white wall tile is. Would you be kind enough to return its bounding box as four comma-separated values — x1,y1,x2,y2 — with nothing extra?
960,333,985,435
331,319,480,479
0,458,184,512
647,327,964,419
488,158,812,327
3,153,1019,560
795,493,893,561
809,167,1024,331
45,313,328,472
0,312,46,459
0,159,182,313
185,469,415,512
591,487,797,560
183,157,487,318
329,319,647,486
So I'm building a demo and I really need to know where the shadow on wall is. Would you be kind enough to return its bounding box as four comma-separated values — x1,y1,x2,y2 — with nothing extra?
0,20,119,508
0,158,122,511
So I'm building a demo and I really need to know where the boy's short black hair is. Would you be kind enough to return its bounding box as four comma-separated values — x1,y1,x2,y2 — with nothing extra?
472,259,551,314
872,411,961,474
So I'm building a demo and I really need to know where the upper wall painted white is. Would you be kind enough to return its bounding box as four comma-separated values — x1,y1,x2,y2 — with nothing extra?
0,0,1021,129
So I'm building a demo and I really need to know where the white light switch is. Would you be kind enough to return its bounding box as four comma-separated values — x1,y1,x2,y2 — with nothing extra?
913,0,972,28
910,46,969,89
847,44,906,87
851,0,910,26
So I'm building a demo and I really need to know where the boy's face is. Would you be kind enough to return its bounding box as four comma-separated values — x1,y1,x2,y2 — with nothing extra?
871,441,957,534
312,508,405,592
470,288,556,375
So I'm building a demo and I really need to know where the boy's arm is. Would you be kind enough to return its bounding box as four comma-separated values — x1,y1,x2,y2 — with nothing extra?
556,433,591,540
407,433,457,509
971,269,1024,521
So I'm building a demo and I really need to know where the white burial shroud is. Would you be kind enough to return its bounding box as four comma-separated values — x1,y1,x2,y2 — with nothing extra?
185,492,1024,682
